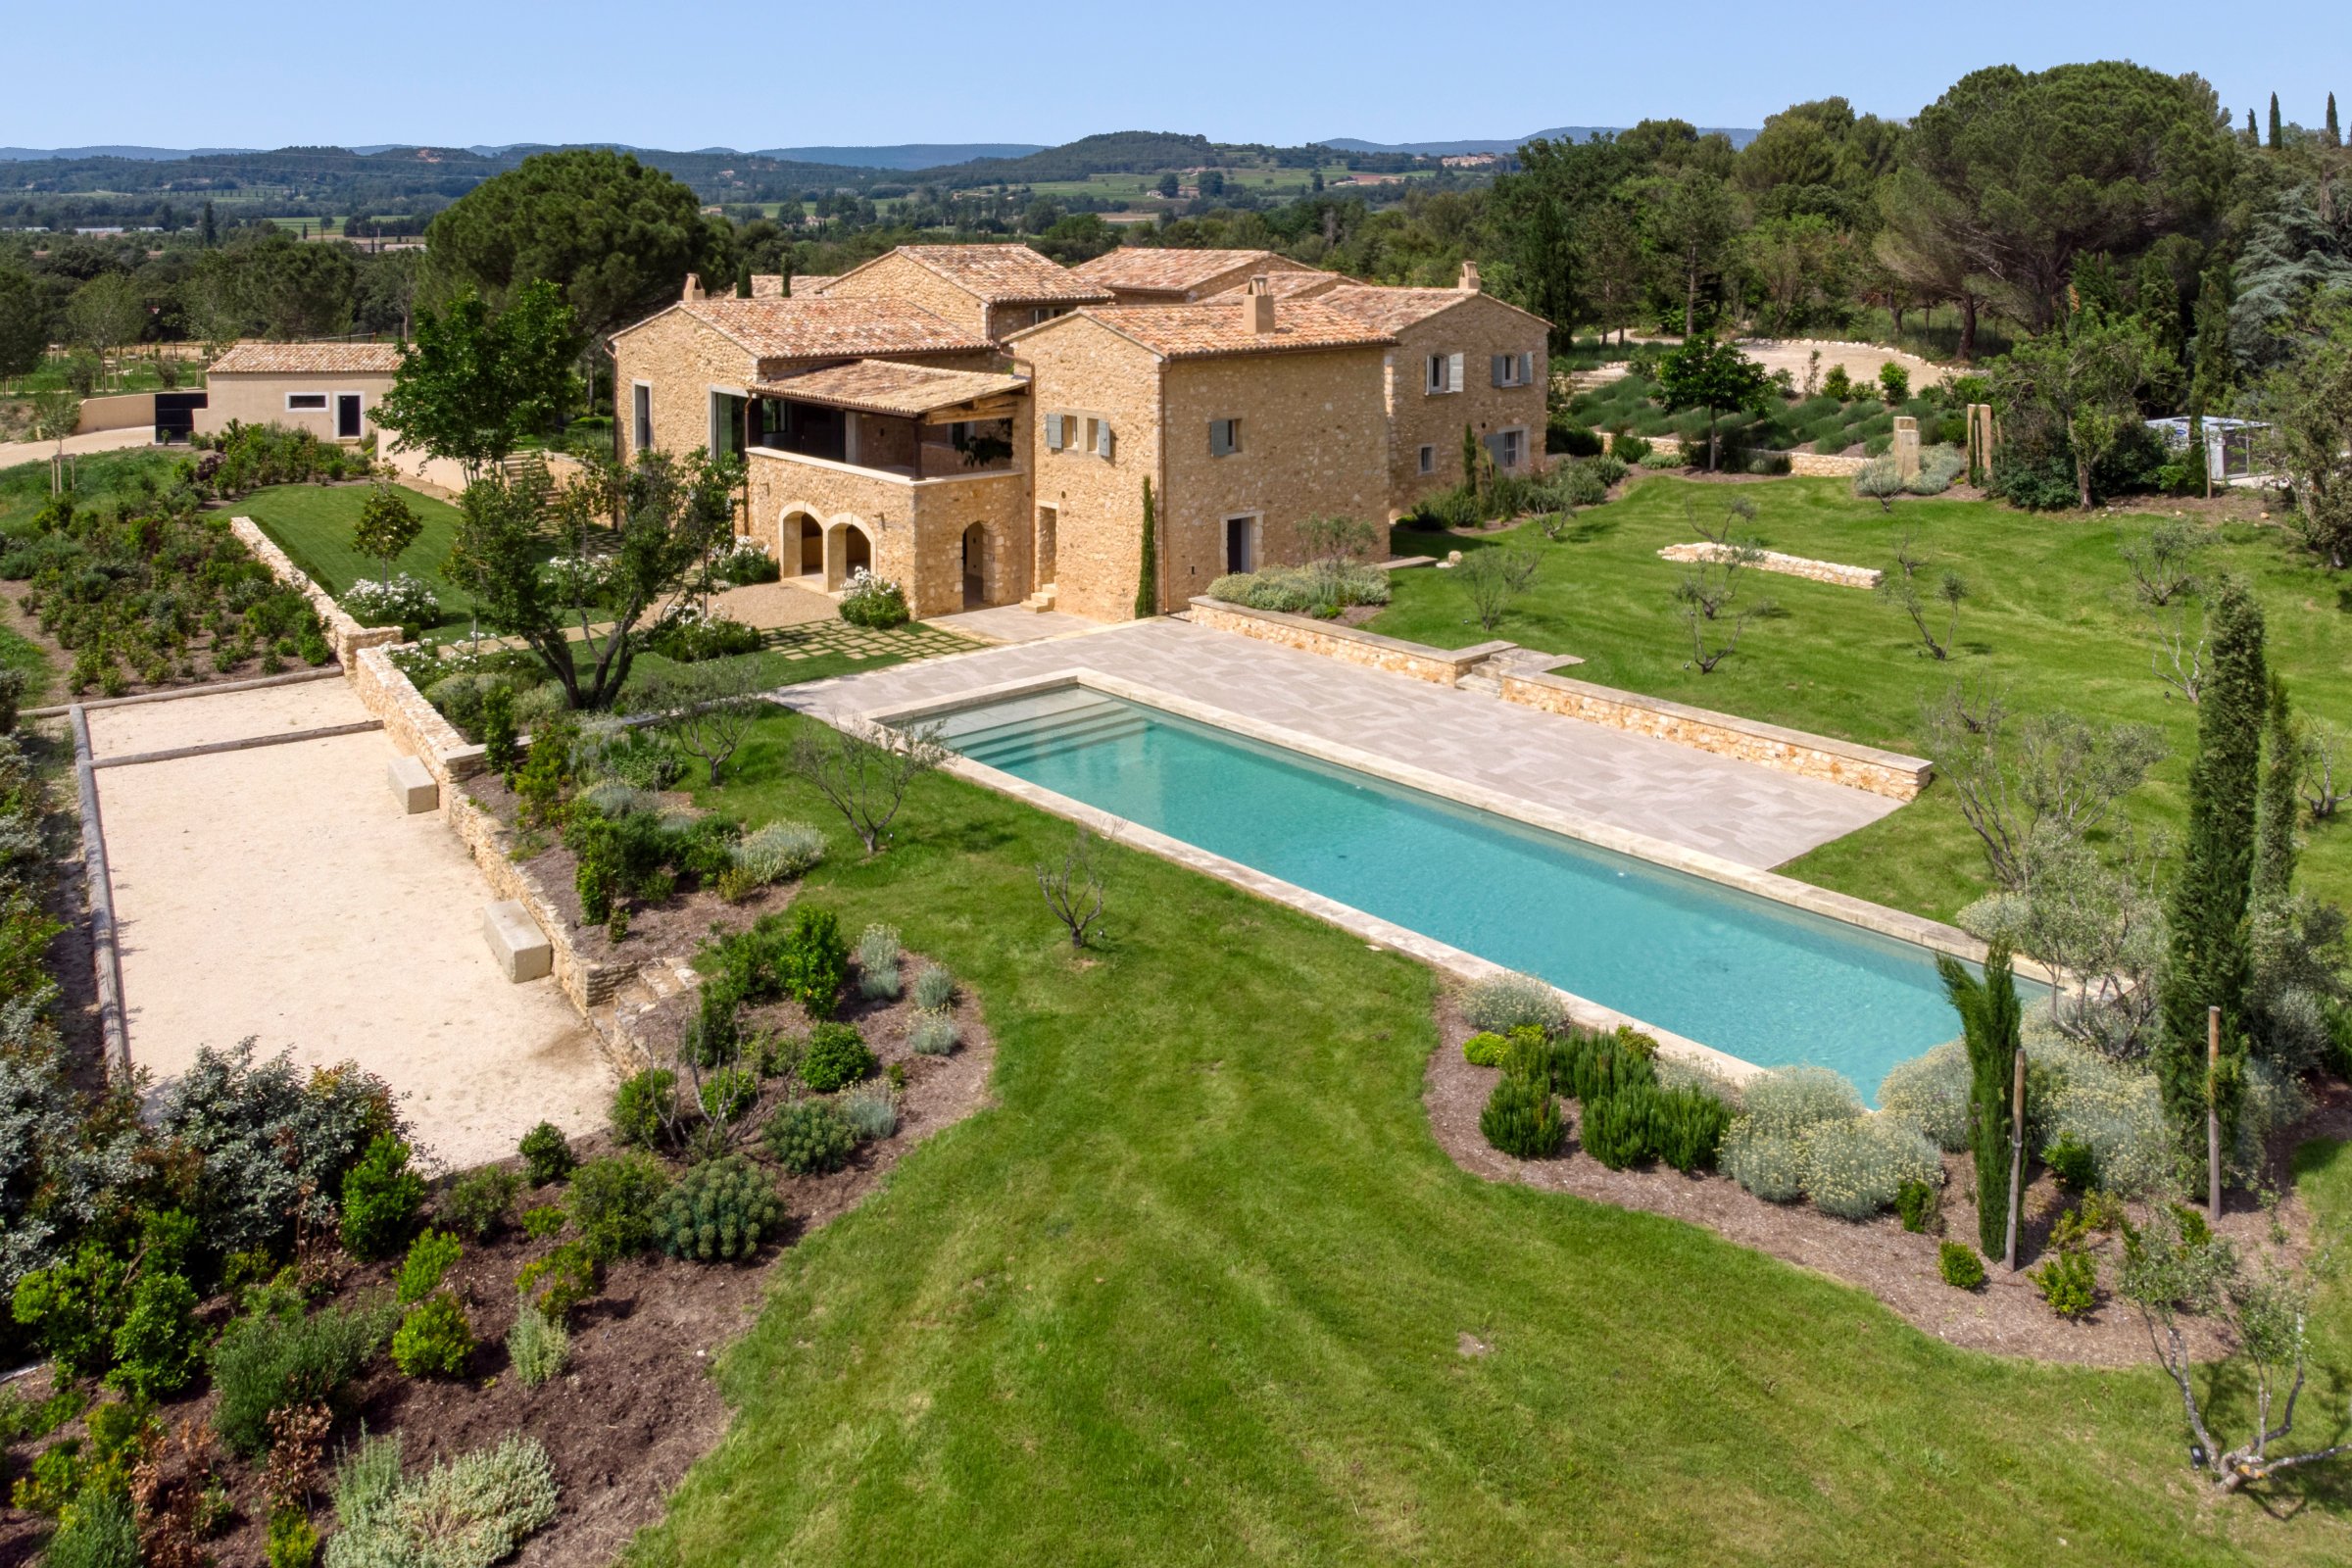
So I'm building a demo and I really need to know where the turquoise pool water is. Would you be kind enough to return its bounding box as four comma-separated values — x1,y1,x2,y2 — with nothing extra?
934,688,2001,1103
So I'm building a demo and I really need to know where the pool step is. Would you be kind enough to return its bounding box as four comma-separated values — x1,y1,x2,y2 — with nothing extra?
954,701,1148,769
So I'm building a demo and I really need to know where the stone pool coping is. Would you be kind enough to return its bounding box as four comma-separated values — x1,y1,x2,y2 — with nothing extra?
830,669,2058,1087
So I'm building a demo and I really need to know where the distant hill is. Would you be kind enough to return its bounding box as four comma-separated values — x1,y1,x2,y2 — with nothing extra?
0,144,263,161
905,132,1220,187
1326,125,1760,153
753,143,1048,170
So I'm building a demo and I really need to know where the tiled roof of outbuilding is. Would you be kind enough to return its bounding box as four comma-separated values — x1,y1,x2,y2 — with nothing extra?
208,340,402,374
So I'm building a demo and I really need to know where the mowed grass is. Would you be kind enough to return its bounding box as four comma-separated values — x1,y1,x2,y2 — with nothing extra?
1371,476,2352,921
238,480,481,635
624,709,2352,1566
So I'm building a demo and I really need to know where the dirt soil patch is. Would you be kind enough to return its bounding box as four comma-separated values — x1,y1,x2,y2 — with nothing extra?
1424,996,2335,1367
0,978,995,1568
2,585,335,708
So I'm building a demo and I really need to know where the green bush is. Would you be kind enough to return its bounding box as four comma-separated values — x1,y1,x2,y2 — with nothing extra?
1561,1033,1658,1104
1554,462,1609,508
442,1165,520,1241
908,1010,960,1056
612,1068,679,1150
517,1122,574,1186
10,1241,128,1379
730,820,826,887
518,1204,566,1242
1579,1087,1659,1170
514,1241,599,1320
1480,1075,1564,1159
1461,1031,1509,1068
105,1270,202,1400
390,1291,475,1378
506,1303,571,1389
2043,1135,2099,1193
1938,1241,1986,1290
267,1505,319,1568
567,1153,670,1262
1610,434,1651,464
327,1432,558,1568
1878,1042,1972,1152
1721,1123,1808,1202
210,1294,394,1455
395,1229,462,1306
1801,1115,1942,1221
41,1489,139,1568
1461,972,1566,1036
765,1098,858,1174
779,906,850,1015
1548,421,1603,458
655,1155,783,1263
856,921,902,1000
838,572,910,628
800,1021,876,1094
1894,1178,1940,1234
2032,1248,2097,1318
1651,1087,1733,1173
339,1136,424,1261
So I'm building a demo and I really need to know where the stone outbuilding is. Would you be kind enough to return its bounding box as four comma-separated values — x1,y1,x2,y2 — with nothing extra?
1069,247,1323,305
194,341,401,444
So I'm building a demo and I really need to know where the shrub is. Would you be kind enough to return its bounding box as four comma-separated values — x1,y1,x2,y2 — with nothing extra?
1480,1075,1564,1159
699,1066,760,1123
1801,1115,1942,1221
390,1292,474,1378
643,608,763,662
518,1204,565,1242
339,1136,424,1261
514,1241,599,1320
910,961,956,1011
611,1068,678,1150
326,1432,558,1568
442,1165,519,1242
1461,1031,1509,1068
1652,1087,1733,1173
1721,1124,1808,1202
1580,1087,1660,1169
210,1295,394,1455
1561,1033,1658,1104
856,922,902,1000
41,1489,139,1568
11,1241,128,1378
839,1083,899,1142
837,568,910,628
765,1099,858,1174
394,1230,462,1306
1739,1066,1863,1137
517,1123,573,1186
1554,462,1609,508
105,1270,201,1400
1894,1178,1940,1234
267,1505,319,1568
1854,457,1905,510
342,574,440,633
566,1154,670,1262
800,1021,876,1094
1549,422,1603,458
1461,972,1565,1036
1906,444,1968,495
1611,434,1652,464
1938,1241,1987,1290
2032,1248,2097,1318
655,1156,782,1263
779,906,850,1016
2043,1135,2099,1194
506,1304,571,1389
907,1010,959,1056
1878,1042,1971,1152
1203,563,1392,615
731,820,825,885
2038,1043,2169,1198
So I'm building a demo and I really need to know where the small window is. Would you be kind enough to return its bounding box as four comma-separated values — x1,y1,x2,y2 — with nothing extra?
285,392,327,412
1488,429,1527,470
632,383,652,449
1425,355,1446,393
1417,444,1436,475
1208,417,1240,457
1492,352,1536,388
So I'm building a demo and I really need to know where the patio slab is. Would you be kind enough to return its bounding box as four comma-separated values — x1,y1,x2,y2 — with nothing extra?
785,617,1900,869
924,606,1108,645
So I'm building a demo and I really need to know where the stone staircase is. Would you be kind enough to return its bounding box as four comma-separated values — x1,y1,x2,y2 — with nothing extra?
588,956,703,1075
1020,580,1058,613
1458,645,1580,699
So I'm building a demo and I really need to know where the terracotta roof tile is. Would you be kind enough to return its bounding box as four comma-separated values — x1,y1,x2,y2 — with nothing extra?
1069,248,1313,295
887,244,1112,303
1042,300,1395,361
1318,283,1554,335
751,273,836,298
208,340,402,374
751,359,1027,418
676,297,993,361
1205,270,1343,302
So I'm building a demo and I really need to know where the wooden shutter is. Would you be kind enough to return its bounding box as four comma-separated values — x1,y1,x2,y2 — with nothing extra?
1491,355,1508,386
1447,353,1463,393
1519,352,1535,385
1045,413,1063,450
1096,419,1113,459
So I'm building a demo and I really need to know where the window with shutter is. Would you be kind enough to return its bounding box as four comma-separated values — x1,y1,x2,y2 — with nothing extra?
1425,354,1446,393
1095,419,1113,459
1045,413,1063,450
1209,417,1239,457
1491,355,1508,386
1519,352,1535,385
1446,353,1463,393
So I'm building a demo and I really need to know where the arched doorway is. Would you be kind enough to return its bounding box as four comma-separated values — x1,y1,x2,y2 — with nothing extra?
786,512,823,578
825,522,873,590
960,521,989,609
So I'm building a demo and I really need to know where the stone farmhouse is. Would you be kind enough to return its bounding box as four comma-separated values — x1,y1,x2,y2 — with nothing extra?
196,341,401,444
608,243,1549,621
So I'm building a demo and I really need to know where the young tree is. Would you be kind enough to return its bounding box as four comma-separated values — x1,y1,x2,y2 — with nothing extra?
1991,311,2166,510
636,659,769,785
353,484,421,582
1457,547,1539,632
2157,578,2266,1184
787,720,947,855
444,447,736,710
2253,300,2352,568
1037,826,1110,950
1654,335,1770,470
372,282,579,481
1936,945,2020,1260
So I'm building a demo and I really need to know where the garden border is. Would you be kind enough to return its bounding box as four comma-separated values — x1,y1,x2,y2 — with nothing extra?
228,515,405,666
23,665,345,721
66,706,130,1079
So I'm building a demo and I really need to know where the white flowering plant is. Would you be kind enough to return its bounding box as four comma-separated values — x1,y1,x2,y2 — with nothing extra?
837,567,909,629
344,573,441,631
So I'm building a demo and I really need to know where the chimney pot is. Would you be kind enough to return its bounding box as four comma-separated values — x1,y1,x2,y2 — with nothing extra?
1458,261,1482,292
682,272,704,302
1241,275,1276,333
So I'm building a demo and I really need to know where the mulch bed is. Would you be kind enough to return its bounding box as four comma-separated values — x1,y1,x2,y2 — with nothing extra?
1423,993,2337,1367
0,979,995,1568
2,588,339,709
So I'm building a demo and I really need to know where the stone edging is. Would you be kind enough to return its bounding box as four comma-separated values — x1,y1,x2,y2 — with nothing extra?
1184,597,1512,687
228,516,405,667
66,708,130,1079
1657,542,1883,590
24,666,345,720
1497,668,1932,801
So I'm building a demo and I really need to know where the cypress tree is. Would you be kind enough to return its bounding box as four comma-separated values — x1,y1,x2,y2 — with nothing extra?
1938,945,2020,1260
734,261,752,299
1133,477,1157,619
200,199,217,248
2329,92,2342,147
2268,93,2282,149
2246,107,2260,142
2157,578,2266,1184
2254,674,2299,900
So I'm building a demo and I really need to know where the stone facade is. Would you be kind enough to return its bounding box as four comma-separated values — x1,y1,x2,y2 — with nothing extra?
1186,598,1510,685
1656,541,1882,589
1497,668,1932,800
749,448,1029,618
818,251,1000,342
196,370,397,443
1014,315,1168,621
1369,294,1549,516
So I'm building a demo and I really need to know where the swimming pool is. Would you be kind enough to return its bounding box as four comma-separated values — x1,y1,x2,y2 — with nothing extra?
931,686,2003,1103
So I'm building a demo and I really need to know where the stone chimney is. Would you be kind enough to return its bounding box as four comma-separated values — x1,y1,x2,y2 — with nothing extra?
1458,260,1482,292
681,272,704,303
1240,275,1276,333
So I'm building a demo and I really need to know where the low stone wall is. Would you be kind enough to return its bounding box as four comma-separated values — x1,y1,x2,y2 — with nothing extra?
1186,597,1511,687
349,644,485,784
229,516,404,666
1497,669,1932,800
1657,542,1882,590
1788,450,1866,477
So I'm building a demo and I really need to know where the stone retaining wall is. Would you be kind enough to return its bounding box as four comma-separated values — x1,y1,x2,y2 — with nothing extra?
1186,597,1511,686
229,516,404,666
1657,542,1882,589
1788,450,1867,477
1498,669,1931,800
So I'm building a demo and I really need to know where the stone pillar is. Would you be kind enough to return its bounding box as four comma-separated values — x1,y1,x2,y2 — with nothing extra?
1966,403,1995,479
1891,416,1921,481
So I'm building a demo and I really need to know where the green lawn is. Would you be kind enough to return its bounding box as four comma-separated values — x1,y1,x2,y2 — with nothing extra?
238,480,483,637
1370,477,2352,922
619,709,2352,1566
0,449,188,537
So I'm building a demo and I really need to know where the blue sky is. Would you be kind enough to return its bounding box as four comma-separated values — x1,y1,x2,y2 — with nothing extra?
1,1,2340,151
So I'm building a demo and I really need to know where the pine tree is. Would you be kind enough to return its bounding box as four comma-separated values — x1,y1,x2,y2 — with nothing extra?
2157,578,2267,1185
1937,946,2021,1260
2329,92,2342,147
2254,674,2299,900
1133,477,1157,619
2269,92,2283,149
